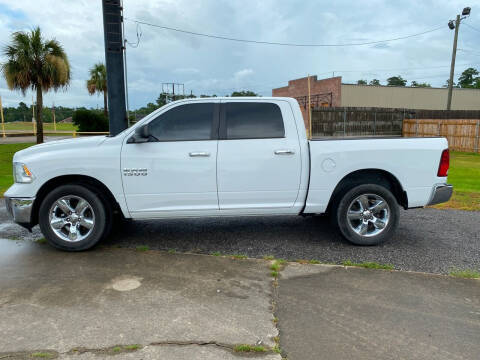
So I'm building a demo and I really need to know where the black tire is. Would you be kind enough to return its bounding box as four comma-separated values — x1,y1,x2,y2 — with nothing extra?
38,184,109,251
334,184,399,246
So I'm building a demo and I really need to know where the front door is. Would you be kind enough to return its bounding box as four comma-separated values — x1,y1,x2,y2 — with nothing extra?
121,102,219,217
217,100,301,211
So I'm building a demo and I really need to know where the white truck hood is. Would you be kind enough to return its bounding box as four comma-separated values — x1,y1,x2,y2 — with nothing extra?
13,136,108,162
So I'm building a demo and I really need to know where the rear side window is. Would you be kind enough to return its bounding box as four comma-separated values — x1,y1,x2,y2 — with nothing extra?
148,103,214,141
225,102,284,139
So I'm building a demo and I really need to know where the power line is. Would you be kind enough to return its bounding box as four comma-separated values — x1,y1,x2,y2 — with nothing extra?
463,22,480,33
124,18,445,47
185,62,480,94
125,22,142,48
327,62,477,74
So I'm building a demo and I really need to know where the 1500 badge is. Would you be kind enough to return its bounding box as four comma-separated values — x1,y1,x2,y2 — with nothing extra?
123,168,148,176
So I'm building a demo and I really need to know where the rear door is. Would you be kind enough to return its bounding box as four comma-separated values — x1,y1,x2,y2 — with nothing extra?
217,100,301,211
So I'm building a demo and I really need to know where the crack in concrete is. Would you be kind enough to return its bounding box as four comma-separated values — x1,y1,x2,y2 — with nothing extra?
0,340,277,359
269,259,287,359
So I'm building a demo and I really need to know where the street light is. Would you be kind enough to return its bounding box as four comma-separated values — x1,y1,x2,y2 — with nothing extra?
447,6,471,110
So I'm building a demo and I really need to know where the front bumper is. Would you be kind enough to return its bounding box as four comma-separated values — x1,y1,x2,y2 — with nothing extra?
5,196,35,229
427,184,453,206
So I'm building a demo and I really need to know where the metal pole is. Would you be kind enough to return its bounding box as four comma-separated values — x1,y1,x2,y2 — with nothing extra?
373,111,377,136
32,96,36,135
123,41,130,127
307,74,312,139
343,108,346,136
447,14,460,110
475,120,480,153
0,96,6,138
122,20,130,127
52,102,56,132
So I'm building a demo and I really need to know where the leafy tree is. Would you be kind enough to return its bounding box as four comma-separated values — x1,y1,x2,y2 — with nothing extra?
411,81,431,88
457,67,480,88
2,27,71,143
18,101,28,113
443,79,460,88
156,92,197,106
72,109,108,132
156,92,169,107
387,76,407,86
231,90,258,97
369,79,381,86
2,103,75,123
357,79,367,85
87,63,108,117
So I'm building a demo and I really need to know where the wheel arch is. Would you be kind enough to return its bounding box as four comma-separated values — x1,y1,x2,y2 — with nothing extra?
326,168,408,213
31,175,122,227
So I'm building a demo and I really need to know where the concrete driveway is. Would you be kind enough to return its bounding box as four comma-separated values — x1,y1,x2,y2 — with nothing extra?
0,239,280,359
0,238,479,359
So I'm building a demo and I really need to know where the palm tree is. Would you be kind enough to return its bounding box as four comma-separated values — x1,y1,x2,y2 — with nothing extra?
87,63,108,117
2,27,70,144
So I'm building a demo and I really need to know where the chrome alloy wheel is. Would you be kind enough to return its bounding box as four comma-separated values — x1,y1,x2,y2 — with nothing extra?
48,195,95,242
346,194,390,237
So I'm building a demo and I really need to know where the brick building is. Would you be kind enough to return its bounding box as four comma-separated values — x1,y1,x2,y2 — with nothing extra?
272,75,480,128
272,76,341,127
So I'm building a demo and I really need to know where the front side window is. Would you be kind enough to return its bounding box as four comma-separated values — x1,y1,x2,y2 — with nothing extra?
148,103,214,141
225,102,284,139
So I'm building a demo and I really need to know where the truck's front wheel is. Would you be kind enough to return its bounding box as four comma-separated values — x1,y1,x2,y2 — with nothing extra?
38,184,108,251
335,184,399,246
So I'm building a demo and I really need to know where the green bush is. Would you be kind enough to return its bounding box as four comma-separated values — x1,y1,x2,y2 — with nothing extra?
72,109,108,132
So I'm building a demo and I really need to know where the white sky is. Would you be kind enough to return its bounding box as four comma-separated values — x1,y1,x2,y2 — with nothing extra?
0,0,479,109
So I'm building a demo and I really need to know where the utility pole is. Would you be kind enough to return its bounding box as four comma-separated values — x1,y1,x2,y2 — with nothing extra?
447,7,471,110
447,15,460,110
162,83,184,103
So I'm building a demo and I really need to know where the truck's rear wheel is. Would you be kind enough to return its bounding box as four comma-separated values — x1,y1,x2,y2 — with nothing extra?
335,184,399,245
38,184,108,251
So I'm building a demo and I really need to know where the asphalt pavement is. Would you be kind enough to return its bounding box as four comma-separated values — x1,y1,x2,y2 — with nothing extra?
277,263,480,360
0,198,479,274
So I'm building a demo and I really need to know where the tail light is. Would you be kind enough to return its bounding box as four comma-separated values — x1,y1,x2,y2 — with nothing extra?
437,149,450,177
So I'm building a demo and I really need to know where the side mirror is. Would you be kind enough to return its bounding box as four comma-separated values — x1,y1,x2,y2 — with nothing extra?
127,124,151,143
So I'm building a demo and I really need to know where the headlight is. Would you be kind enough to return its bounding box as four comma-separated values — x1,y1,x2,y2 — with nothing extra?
13,162,34,183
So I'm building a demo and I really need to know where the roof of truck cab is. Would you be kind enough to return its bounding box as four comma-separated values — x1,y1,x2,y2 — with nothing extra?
170,96,295,102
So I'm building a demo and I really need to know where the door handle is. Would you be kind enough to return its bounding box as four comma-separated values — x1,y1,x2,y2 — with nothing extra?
189,152,210,157
274,149,295,155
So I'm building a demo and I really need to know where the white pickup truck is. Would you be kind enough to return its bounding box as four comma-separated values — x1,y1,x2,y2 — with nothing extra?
5,97,452,251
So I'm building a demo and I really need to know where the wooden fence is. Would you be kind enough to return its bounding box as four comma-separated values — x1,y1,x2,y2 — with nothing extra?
311,107,406,137
310,108,480,152
403,119,480,153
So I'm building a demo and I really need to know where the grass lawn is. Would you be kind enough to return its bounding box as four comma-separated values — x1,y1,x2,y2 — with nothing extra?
0,145,479,211
434,152,480,211
0,143,33,195
3,122,77,132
